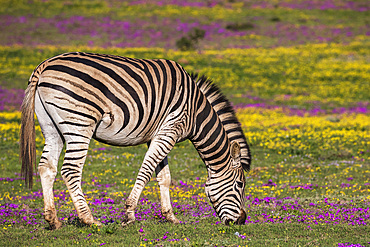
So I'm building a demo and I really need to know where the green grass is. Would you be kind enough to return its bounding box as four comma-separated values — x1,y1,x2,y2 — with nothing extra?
2,222,369,246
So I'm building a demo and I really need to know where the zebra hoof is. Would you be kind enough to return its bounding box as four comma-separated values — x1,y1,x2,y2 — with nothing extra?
121,219,135,227
171,217,180,224
122,209,136,227
92,220,102,227
162,209,180,224
80,218,102,227
165,214,180,224
49,220,63,230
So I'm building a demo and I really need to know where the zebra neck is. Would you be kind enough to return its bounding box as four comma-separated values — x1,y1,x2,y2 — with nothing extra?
212,106,251,171
191,98,230,173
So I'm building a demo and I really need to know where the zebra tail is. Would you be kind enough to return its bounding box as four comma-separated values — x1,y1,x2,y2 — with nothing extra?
20,65,44,189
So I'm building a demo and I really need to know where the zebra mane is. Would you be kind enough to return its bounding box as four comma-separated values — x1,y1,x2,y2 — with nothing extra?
190,72,241,128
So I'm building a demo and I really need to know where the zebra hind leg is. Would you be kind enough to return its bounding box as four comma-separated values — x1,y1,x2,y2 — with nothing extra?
35,94,64,230
39,141,64,230
61,136,102,227
42,101,101,226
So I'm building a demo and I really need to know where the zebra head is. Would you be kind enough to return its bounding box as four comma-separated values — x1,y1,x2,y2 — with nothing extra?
205,141,247,225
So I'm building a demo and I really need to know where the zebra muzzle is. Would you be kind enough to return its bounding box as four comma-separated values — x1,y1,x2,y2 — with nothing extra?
235,208,246,225
225,209,246,225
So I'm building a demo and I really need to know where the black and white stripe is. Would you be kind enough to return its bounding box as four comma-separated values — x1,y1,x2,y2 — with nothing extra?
192,73,251,172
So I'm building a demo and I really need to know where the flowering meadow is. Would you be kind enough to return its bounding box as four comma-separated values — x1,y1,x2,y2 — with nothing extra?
1,0,370,246
1,0,369,50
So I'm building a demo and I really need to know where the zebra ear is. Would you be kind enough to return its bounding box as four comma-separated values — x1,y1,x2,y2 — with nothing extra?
230,141,241,160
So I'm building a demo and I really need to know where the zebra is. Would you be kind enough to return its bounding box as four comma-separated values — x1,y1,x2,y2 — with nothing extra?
20,52,249,229
152,73,251,224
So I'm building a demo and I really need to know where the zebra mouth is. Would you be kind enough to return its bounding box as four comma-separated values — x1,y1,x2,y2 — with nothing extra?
235,208,246,225
224,209,246,225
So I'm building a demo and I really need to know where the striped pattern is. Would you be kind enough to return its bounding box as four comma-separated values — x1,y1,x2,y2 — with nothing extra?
192,74,250,223
152,74,252,224
193,73,251,172
20,52,248,228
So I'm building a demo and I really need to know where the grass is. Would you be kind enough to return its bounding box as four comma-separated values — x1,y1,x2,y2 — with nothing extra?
3,223,370,246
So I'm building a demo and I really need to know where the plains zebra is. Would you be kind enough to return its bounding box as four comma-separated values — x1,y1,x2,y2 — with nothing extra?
153,73,251,224
20,52,248,229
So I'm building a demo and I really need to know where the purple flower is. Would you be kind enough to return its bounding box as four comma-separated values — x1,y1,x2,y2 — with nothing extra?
262,179,277,187
338,243,366,247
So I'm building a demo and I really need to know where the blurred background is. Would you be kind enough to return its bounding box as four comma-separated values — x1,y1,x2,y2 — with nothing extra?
0,0,369,111
1,0,369,49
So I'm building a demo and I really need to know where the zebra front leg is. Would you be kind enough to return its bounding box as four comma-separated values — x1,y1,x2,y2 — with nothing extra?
155,160,180,224
123,132,177,227
61,141,101,227
148,142,180,224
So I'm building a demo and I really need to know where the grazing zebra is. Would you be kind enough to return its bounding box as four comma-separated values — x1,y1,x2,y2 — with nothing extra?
20,52,249,229
153,73,251,224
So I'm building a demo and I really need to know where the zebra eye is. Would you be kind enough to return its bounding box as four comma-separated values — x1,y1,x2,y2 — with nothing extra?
236,181,243,188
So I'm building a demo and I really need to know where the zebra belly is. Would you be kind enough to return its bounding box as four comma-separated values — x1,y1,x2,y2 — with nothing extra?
93,129,150,146
92,134,148,146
